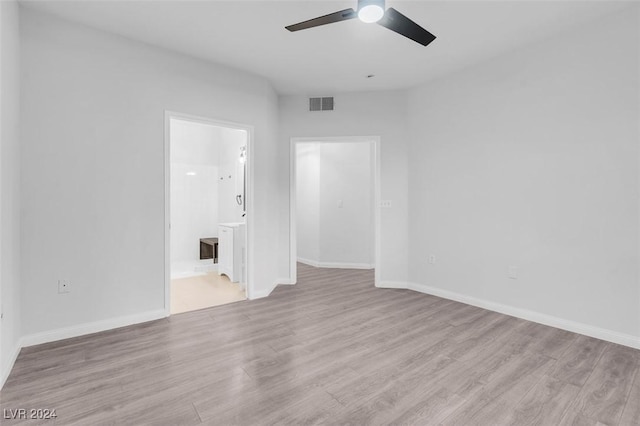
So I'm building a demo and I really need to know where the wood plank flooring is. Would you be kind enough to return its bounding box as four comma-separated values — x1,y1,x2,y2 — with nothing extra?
1,263,639,425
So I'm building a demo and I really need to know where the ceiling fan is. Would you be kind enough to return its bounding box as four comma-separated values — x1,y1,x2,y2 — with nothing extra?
285,0,436,47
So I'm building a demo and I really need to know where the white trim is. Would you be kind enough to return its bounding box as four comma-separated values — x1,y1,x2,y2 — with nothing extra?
295,257,320,267
0,338,23,390
164,111,254,311
164,112,171,315
20,310,167,348
289,136,297,286
373,138,381,287
289,136,381,285
251,278,296,300
251,281,279,299
388,280,640,350
376,280,408,289
297,257,374,270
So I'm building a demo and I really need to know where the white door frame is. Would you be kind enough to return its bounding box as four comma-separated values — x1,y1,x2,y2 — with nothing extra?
289,136,381,286
164,111,254,315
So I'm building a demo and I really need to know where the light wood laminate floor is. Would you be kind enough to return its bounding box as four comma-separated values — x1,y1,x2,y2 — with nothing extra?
1,264,639,425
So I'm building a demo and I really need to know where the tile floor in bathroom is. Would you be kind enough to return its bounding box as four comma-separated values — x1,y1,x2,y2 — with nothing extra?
170,272,246,314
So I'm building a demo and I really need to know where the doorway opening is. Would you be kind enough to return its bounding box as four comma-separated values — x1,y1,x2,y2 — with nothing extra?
165,112,252,315
289,136,381,285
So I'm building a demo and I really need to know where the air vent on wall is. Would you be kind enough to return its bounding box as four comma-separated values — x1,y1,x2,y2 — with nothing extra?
309,97,334,111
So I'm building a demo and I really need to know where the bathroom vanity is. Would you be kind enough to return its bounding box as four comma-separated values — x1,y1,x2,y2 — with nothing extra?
217,222,245,285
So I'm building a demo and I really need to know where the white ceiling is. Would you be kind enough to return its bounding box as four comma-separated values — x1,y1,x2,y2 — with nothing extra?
20,0,634,95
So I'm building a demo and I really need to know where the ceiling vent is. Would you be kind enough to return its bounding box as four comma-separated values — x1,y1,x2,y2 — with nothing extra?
309,97,334,111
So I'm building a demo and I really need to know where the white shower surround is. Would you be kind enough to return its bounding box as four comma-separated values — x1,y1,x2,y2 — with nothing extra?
169,119,246,277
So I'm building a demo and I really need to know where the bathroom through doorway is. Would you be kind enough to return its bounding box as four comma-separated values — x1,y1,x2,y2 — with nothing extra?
166,113,251,314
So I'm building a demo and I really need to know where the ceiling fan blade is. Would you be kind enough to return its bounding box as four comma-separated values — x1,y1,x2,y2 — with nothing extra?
286,8,357,32
377,7,436,46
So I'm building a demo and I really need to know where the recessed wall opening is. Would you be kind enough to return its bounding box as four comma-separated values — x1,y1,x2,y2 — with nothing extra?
165,113,252,315
290,136,381,284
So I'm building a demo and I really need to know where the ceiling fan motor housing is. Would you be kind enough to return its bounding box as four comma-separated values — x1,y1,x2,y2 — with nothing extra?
358,0,385,12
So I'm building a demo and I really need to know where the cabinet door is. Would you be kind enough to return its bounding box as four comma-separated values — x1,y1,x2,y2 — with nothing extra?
218,226,233,271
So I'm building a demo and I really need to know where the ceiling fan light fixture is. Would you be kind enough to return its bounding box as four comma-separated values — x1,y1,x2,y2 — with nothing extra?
285,0,436,47
357,0,385,23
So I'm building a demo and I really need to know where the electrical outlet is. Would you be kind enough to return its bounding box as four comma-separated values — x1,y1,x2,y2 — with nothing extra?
380,200,392,208
508,266,518,279
58,279,71,294
429,255,436,265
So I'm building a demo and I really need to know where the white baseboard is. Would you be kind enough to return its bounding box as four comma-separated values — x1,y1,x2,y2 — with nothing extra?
297,257,374,270
296,258,320,267
251,277,297,299
1,337,23,390
376,280,409,289
21,309,168,348
386,281,640,350
251,281,279,299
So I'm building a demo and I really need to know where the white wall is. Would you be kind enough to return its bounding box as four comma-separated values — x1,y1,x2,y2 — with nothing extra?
0,0,22,387
296,142,374,268
296,143,320,263
170,119,247,266
170,119,220,263
279,91,409,283
407,7,640,343
20,8,282,340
